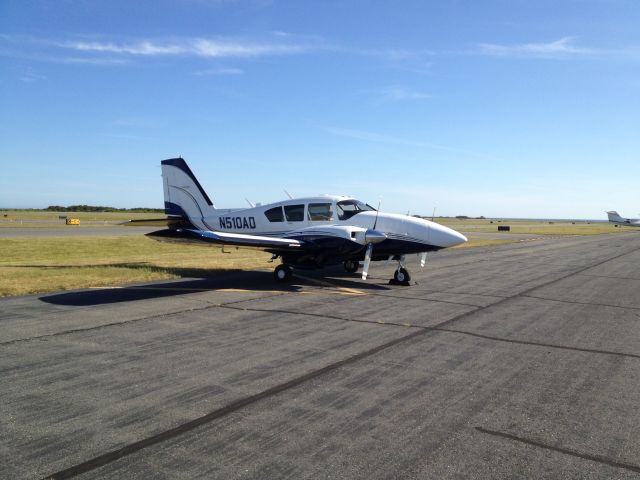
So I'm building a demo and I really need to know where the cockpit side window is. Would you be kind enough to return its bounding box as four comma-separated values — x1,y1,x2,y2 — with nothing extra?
284,204,305,222
264,206,284,222
336,200,375,220
308,203,333,221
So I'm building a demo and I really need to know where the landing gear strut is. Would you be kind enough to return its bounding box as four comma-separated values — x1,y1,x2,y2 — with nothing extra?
274,264,293,282
343,259,359,273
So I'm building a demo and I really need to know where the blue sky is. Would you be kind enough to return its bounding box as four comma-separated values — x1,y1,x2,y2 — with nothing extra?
1,0,639,218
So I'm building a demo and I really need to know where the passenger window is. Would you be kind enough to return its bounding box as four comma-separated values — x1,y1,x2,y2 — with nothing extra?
284,204,304,222
264,206,284,222
308,203,333,221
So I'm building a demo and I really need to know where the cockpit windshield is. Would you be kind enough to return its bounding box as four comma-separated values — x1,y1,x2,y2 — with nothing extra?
336,200,376,220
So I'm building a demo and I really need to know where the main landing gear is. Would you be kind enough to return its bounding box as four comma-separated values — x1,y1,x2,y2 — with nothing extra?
343,259,359,273
274,264,292,282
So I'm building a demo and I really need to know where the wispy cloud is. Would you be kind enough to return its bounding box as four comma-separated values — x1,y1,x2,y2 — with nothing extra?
20,69,46,82
192,66,244,76
477,37,605,59
1,34,314,65
51,56,130,65
374,85,431,101
320,126,498,161
111,117,164,128
362,47,435,61
57,38,308,58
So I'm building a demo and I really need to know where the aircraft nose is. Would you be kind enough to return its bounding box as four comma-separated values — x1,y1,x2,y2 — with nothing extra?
429,223,467,248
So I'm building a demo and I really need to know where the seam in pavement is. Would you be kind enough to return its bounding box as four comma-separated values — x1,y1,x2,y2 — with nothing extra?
522,294,640,312
475,427,640,474
0,292,290,347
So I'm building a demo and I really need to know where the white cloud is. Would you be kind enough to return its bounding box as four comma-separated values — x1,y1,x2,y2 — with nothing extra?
57,38,308,58
477,37,603,59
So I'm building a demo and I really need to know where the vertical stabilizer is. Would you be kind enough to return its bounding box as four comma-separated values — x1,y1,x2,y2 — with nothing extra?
161,158,215,229
606,211,624,223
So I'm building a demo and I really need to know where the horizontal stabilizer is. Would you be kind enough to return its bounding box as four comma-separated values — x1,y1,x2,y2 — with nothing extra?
121,217,193,228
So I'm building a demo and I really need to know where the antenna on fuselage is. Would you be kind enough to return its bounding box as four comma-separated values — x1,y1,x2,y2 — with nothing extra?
431,207,436,221
284,190,293,199
245,198,255,208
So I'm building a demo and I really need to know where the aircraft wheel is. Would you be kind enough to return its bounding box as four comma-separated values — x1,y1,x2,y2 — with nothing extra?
274,264,292,282
343,260,359,273
394,267,411,285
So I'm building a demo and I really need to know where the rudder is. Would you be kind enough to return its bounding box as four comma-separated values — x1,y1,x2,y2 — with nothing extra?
161,158,215,227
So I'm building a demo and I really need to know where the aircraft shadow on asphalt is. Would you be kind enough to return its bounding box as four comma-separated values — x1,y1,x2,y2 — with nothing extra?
38,264,390,307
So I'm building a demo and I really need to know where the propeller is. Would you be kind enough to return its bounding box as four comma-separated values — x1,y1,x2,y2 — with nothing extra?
361,199,386,280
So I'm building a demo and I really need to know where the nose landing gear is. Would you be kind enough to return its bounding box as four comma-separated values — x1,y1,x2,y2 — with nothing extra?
390,255,411,286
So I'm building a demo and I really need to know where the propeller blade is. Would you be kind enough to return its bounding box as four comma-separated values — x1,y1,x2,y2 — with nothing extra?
362,243,373,280
373,199,381,230
420,252,427,267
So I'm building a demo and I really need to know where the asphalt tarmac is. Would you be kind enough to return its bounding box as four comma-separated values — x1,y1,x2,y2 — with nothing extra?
1,232,639,479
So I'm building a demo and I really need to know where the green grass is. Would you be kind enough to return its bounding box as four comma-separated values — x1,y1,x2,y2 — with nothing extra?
0,236,272,297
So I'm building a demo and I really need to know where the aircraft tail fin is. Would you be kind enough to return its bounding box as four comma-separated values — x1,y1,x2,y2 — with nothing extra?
161,158,215,227
606,211,624,223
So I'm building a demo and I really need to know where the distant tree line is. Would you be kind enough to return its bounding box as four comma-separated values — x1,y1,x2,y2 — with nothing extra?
44,205,164,213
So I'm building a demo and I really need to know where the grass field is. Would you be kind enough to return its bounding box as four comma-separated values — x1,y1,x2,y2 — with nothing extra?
0,236,273,297
1,212,635,297
0,211,165,227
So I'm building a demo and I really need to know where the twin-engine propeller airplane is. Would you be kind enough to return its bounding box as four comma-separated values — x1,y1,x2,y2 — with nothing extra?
127,158,467,285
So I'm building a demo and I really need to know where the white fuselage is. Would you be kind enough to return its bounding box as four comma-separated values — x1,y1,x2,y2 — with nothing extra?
187,195,466,249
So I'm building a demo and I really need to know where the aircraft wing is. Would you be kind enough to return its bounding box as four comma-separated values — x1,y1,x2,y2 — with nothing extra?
146,228,304,251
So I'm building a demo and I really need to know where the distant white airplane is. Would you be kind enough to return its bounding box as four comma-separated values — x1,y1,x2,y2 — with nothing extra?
129,158,467,285
606,211,640,227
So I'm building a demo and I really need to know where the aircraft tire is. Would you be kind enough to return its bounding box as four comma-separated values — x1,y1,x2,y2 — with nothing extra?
394,267,411,285
274,264,292,282
343,260,359,273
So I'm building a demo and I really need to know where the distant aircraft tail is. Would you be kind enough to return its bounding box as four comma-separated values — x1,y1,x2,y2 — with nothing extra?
161,158,216,228
606,211,624,223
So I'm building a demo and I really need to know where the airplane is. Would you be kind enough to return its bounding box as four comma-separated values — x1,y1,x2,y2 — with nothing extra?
606,211,640,227
128,157,467,285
